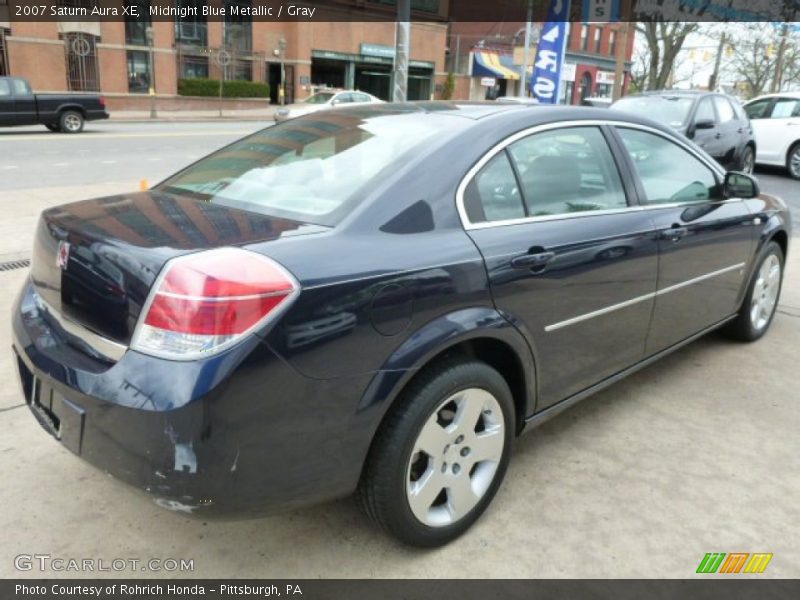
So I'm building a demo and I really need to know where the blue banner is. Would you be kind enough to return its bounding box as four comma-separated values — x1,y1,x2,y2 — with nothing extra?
530,1,571,104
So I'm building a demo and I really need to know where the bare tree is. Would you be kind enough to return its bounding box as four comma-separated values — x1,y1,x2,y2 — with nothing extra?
728,23,799,99
636,21,699,90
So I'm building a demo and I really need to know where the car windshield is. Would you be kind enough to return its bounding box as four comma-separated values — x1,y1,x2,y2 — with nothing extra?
613,96,695,128
303,92,335,104
159,110,449,226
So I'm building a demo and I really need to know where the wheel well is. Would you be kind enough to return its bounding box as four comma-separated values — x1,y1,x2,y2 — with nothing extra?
398,338,529,434
59,106,86,117
771,229,788,259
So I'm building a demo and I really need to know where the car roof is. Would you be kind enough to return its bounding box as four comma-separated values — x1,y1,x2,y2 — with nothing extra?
746,91,800,102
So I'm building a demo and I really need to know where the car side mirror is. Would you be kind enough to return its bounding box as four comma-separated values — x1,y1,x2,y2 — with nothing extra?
724,171,760,199
694,118,715,130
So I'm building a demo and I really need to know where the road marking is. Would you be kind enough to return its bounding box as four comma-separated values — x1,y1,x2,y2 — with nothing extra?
52,163,70,167
101,160,118,164
0,130,256,142
1,165,20,169
147,157,162,161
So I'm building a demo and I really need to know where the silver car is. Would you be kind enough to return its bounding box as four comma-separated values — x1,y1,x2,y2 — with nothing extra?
274,90,383,122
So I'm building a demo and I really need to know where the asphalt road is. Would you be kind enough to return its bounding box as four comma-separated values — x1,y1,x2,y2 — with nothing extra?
0,121,267,190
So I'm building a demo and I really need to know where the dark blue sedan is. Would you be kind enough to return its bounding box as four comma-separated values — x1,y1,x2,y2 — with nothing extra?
12,102,790,547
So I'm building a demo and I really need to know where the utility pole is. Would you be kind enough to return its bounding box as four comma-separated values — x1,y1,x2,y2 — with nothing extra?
709,32,726,92
771,23,790,93
612,0,633,101
146,25,157,119
519,0,534,97
393,0,410,102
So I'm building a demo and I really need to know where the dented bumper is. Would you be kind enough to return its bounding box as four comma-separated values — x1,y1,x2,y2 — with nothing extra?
12,279,373,516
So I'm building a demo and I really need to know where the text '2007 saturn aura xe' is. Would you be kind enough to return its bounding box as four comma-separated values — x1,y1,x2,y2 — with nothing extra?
12,102,790,547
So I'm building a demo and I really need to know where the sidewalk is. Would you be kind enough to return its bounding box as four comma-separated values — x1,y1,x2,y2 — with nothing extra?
109,107,277,122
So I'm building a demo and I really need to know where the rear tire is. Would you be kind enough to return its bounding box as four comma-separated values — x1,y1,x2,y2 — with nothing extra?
357,357,514,547
59,110,84,134
723,241,784,342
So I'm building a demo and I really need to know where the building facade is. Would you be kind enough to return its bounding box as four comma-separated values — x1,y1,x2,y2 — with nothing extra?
448,21,634,103
0,0,447,110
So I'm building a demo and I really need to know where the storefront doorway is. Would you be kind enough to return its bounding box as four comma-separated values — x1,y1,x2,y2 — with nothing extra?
311,58,346,89
355,64,391,100
267,62,295,104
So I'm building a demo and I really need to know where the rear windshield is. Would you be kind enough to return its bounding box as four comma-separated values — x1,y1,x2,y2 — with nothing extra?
159,109,448,226
613,96,694,129
304,92,334,104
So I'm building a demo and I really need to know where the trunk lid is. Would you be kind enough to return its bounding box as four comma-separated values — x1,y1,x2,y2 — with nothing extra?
31,191,322,347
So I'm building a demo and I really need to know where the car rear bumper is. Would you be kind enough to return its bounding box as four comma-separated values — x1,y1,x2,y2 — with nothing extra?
12,278,375,517
86,109,110,121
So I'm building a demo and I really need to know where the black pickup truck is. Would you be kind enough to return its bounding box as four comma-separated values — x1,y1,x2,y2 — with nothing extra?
0,76,109,133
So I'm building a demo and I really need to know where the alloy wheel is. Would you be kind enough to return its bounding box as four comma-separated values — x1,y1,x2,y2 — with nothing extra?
750,254,781,331
790,147,800,179
64,114,82,132
741,148,754,174
406,387,505,527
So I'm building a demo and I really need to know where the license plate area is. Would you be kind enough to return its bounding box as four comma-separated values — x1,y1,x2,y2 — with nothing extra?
17,356,85,454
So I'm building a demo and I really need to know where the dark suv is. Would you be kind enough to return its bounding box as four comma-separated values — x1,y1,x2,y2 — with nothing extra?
612,91,756,173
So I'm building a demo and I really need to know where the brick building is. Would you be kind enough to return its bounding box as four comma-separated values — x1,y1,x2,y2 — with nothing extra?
448,21,634,103
0,0,448,111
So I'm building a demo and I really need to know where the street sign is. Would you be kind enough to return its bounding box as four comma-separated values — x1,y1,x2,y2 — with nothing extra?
214,49,232,68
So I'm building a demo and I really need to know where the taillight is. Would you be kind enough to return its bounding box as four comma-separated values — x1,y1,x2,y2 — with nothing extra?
99,96,106,108
131,248,299,360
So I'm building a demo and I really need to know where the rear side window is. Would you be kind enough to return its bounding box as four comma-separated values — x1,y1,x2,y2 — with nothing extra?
0,80,9,96
770,98,800,118
11,79,32,95
463,153,525,223
713,96,735,123
617,128,719,204
507,126,627,216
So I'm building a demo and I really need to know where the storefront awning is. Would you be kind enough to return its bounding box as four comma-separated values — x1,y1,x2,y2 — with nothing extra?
471,51,520,81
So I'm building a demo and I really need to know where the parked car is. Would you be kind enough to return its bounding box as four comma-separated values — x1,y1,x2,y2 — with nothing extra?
13,102,789,547
743,92,800,179
581,96,612,108
0,76,109,133
612,90,756,173
273,89,383,122
495,96,539,104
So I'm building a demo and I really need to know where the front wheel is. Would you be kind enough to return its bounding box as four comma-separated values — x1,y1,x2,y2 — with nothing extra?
787,142,800,180
357,358,514,547
739,145,755,174
723,241,784,342
59,110,84,134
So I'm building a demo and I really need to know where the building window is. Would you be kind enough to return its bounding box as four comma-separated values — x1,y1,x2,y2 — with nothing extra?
580,25,588,51
594,27,602,53
127,50,151,93
175,0,207,47
0,28,8,77
124,1,151,46
224,0,252,54
227,59,252,81
180,55,209,79
64,32,100,91
609,30,617,56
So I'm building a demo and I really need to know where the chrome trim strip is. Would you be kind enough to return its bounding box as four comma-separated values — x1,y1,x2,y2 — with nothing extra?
456,119,727,231
544,263,746,332
38,297,128,361
656,262,746,296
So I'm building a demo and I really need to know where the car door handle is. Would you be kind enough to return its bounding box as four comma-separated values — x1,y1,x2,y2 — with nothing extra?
511,251,555,270
661,226,688,242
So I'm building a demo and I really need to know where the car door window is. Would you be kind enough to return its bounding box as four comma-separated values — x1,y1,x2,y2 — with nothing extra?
694,98,716,123
11,79,32,95
463,152,525,223
0,80,10,96
713,96,735,123
334,93,353,104
744,99,772,119
770,98,800,118
353,93,371,103
507,126,627,216
617,128,720,204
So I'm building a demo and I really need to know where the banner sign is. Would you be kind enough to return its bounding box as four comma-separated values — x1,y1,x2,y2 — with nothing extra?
530,0,571,103
582,0,621,21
